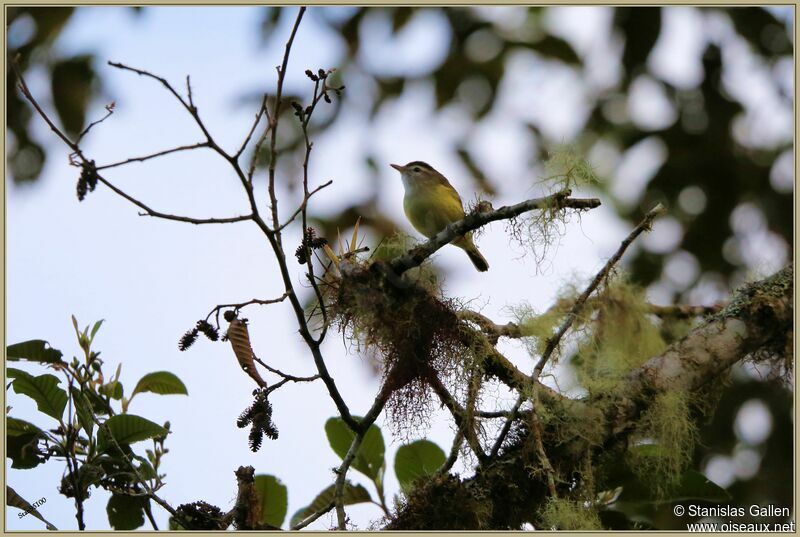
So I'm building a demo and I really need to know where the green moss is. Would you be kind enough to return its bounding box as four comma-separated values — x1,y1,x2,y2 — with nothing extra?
539,145,602,191
538,497,601,530
627,390,697,498
387,474,491,530
573,277,667,398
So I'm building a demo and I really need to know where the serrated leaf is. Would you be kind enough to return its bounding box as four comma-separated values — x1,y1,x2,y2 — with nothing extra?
289,482,371,528
325,417,385,480
7,486,57,530
102,414,168,446
131,372,188,398
254,474,288,528
106,493,146,530
6,417,43,437
394,439,446,492
11,373,68,421
7,340,64,365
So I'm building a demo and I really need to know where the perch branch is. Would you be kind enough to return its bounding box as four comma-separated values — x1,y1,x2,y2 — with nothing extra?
389,189,601,274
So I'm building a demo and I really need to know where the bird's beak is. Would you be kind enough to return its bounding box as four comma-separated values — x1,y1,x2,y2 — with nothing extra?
390,163,403,172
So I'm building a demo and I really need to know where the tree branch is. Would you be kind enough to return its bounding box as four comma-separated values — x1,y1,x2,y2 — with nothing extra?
389,189,601,274
489,203,666,459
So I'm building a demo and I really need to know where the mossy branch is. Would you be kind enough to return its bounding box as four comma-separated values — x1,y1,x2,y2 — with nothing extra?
388,189,601,275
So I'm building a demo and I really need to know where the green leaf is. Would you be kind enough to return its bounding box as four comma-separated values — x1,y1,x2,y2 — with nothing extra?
289,482,371,529
106,493,146,530
254,474,288,528
6,340,64,365
51,55,95,137
525,35,581,64
102,414,168,446
131,371,188,398
90,319,104,340
6,417,43,437
99,381,124,400
7,432,45,469
6,368,29,380
11,372,68,421
7,486,58,530
394,439,446,492
324,417,385,480
70,387,95,437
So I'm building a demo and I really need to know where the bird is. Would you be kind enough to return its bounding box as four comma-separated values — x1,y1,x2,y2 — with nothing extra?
391,161,489,272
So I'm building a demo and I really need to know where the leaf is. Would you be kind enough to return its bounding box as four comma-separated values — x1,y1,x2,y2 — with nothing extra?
325,417,385,480
102,414,168,446
11,372,68,421
289,482,371,529
6,368,30,380
6,417,42,437
6,340,64,365
131,371,188,398
254,474,288,528
70,387,94,437
7,432,45,469
106,493,146,530
394,439,446,492
526,35,581,64
51,55,95,137
7,486,57,530
350,216,361,252
90,319,104,340
617,469,731,504
99,381,124,400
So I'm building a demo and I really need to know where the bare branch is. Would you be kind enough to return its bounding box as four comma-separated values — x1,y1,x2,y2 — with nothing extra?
290,501,335,530
96,142,210,171
278,179,334,231
389,189,601,275
76,102,115,144
236,94,268,159
205,293,289,324
267,6,306,229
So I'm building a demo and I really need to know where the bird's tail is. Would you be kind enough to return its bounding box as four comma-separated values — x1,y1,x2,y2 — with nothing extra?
466,248,489,272
455,236,489,272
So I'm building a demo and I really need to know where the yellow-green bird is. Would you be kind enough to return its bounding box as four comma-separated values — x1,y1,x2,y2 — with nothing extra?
391,161,489,272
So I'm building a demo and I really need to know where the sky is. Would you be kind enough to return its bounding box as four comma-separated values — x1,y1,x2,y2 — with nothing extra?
6,6,793,531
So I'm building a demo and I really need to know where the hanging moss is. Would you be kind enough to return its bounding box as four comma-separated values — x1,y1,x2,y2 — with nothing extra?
627,390,698,498
573,277,667,398
538,497,602,530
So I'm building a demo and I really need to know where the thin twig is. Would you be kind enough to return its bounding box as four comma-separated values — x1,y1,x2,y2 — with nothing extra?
96,142,209,170
277,179,334,231
236,95,268,159
76,103,115,144
205,293,289,324
267,6,306,229
333,390,389,528
290,501,335,531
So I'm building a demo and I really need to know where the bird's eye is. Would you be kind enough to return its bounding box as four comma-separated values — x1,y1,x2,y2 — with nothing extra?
413,167,421,173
